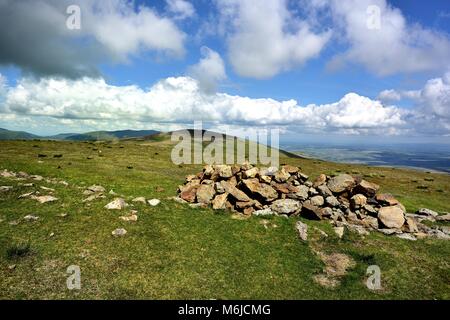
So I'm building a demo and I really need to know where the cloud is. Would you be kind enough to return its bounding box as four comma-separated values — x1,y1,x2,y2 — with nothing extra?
216,0,331,79
166,0,195,20
0,0,186,78
378,72,450,119
322,0,450,75
188,47,226,93
0,74,417,136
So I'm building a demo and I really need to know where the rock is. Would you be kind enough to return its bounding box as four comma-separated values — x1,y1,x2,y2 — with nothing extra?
295,221,308,241
325,196,340,207
120,214,138,222
180,186,199,203
243,207,254,215
132,197,146,204
376,194,400,206
32,195,58,204
301,203,322,220
104,198,127,210
203,165,214,176
147,199,161,206
243,167,259,178
112,228,127,237
427,229,450,240
83,193,106,202
378,206,405,229
403,217,419,233
414,232,428,239
282,165,300,174
87,185,106,193
363,204,377,215
353,180,379,197
317,184,332,197
378,228,403,235
214,165,233,178
0,186,13,192
350,194,367,209
273,183,290,194
293,185,309,201
362,216,379,229
24,214,39,221
347,224,370,236
314,227,328,238
320,207,333,218
214,182,225,194
212,193,228,209
396,233,417,241
327,174,355,193
260,166,278,176
334,226,345,238
220,180,251,202
313,174,327,188
18,191,35,199
416,208,439,217
253,208,275,216
436,214,450,222
40,186,55,192
271,199,301,215
274,169,290,183
242,178,278,201
196,184,215,204
310,195,324,207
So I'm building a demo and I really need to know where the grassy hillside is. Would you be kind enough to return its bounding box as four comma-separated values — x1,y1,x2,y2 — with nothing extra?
0,138,449,299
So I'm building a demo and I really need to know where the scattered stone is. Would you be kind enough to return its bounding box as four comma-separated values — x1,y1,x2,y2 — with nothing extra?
378,206,405,229
24,214,39,221
378,228,402,235
253,208,275,216
310,195,324,207
8,264,16,270
87,185,106,193
32,195,58,204
104,198,127,210
334,226,345,238
295,221,308,241
120,213,138,222
314,227,328,238
83,193,106,202
112,228,127,237
18,191,35,199
40,186,55,192
132,197,146,204
0,186,13,192
147,199,161,206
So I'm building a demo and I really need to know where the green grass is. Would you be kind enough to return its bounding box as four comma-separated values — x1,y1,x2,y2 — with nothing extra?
0,139,449,299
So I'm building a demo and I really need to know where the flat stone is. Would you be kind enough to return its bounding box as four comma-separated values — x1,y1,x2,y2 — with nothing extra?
147,199,161,206
325,196,340,207
317,184,332,197
334,226,345,239
282,165,300,174
436,214,450,222
310,195,324,207
196,184,215,204
350,194,367,209
0,186,13,192
242,178,278,201
396,233,417,241
24,214,39,221
243,167,259,178
301,203,322,220
253,208,276,216
376,194,400,206
313,174,327,188
180,185,199,203
87,185,106,193
221,180,251,202
120,214,138,222
214,165,233,178
112,228,127,237
32,195,59,204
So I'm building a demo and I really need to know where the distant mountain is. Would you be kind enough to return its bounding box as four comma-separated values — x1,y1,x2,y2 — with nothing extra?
0,128,160,141
0,128,41,140
59,130,160,141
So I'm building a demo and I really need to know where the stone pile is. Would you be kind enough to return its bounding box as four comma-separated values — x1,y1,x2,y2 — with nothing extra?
176,163,449,240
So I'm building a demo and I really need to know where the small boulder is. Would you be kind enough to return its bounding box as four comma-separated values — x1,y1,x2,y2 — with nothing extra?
310,195,324,207
147,199,161,206
325,196,340,207
378,206,405,229
416,208,439,217
350,194,367,209
327,174,355,193
112,228,127,237
271,199,301,215
105,198,127,210
313,174,327,188
353,180,379,197
376,194,400,206
334,226,345,239
212,193,228,209
196,184,215,204
132,197,146,204
301,203,323,220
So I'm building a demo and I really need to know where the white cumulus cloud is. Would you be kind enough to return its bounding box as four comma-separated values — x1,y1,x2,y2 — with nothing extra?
216,0,331,79
188,47,227,93
166,0,195,20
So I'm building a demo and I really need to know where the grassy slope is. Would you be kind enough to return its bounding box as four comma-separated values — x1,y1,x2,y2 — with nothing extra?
0,139,449,299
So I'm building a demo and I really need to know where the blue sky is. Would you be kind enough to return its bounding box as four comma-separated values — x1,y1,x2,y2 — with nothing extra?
0,0,449,139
